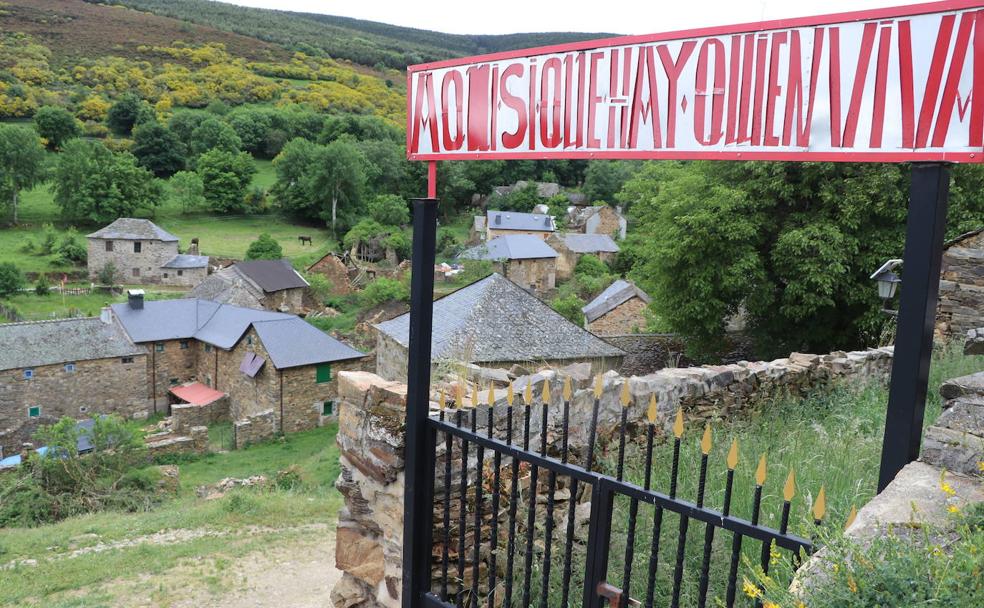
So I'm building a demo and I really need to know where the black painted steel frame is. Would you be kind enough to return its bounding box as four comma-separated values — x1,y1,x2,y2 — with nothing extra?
404,162,950,607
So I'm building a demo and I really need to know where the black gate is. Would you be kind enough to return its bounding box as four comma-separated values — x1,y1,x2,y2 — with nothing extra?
413,378,821,608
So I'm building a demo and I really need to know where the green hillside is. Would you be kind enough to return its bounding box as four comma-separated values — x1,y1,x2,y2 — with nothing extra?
88,0,615,69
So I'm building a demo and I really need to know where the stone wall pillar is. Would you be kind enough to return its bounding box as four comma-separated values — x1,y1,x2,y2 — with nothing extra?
332,371,409,608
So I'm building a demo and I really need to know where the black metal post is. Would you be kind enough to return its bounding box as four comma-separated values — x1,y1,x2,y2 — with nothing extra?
403,197,440,608
877,162,950,492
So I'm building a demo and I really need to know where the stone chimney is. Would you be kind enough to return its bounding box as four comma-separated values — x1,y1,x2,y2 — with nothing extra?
127,289,145,310
100,306,113,324
188,237,200,256
19,442,33,464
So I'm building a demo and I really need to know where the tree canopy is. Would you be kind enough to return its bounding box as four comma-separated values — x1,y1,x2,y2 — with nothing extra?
0,124,47,225
33,106,81,151
195,149,256,213
53,139,163,223
132,122,186,177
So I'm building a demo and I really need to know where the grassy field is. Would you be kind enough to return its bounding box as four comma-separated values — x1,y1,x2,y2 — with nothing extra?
0,288,186,322
0,158,338,278
0,425,342,607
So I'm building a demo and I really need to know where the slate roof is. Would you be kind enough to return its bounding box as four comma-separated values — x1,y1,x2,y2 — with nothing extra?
0,317,147,371
233,260,309,293
87,218,179,242
111,299,363,366
187,269,264,309
559,233,620,254
162,254,209,269
375,273,623,364
459,235,558,261
486,210,556,233
582,279,653,323
253,318,365,368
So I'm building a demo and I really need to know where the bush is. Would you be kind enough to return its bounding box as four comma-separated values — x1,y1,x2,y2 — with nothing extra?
275,465,304,491
0,262,24,297
305,273,333,304
360,277,409,307
244,233,283,260
0,416,160,526
97,262,117,286
458,259,494,285
39,223,58,255
57,229,87,265
34,273,50,296
550,292,586,325
574,254,608,278
383,230,411,261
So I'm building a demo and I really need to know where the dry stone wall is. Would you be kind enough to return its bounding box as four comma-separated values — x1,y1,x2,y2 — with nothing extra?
332,347,894,607
233,410,276,449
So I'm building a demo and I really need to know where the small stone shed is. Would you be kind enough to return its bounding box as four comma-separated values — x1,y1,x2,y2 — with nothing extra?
87,218,208,285
582,279,653,335
373,273,624,381
190,259,309,314
305,253,354,296
549,233,620,280
936,227,983,340
459,234,558,294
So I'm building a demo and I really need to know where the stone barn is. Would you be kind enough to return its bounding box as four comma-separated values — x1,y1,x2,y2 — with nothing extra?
190,259,309,314
937,227,984,340
459,234,558,294
87,218,208,285
373,273,624,381
549,233,620,280
305,253,354,297
582,279,653,335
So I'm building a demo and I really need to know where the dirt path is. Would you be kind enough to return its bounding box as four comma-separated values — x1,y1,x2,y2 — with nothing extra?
50,525,341,608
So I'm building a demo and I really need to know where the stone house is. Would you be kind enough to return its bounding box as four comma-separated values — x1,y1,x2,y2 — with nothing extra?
459,234,558,294
936,227,983,340
87,218,208,285
548,233,620,280
111,292,366,434
484,210,556,241
189,259,309,314
567,205,628,239
373,273,624,381
0,315,149,458
582,279,653,335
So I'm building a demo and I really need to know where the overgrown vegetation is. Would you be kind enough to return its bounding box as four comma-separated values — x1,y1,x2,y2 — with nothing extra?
0,416,162,527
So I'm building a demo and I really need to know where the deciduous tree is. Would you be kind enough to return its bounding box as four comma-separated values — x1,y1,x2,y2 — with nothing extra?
33,106,81,150
195,149,256,213
0,124,47,225
132,122,185,177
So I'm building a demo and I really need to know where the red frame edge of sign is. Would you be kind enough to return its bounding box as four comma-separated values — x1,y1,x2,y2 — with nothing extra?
404,0,984,163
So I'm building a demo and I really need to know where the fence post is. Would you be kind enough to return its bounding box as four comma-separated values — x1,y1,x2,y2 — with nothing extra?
582,478,615,608
402,196,440,608
877,162,950,492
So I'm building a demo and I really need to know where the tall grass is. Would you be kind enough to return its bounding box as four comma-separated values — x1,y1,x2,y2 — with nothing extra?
497,346,981,607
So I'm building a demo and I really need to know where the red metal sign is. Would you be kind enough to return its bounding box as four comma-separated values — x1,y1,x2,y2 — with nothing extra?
407,1,984,162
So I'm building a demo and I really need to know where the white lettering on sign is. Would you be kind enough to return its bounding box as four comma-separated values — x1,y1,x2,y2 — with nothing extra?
407,1,984,162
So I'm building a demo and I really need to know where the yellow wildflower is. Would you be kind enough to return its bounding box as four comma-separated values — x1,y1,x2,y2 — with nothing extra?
769,540,781,565
947,504,961,515
847,575,858,593
931,545,943,557
764,603,780,608
940,481,956,497
796,603,808,608
978,461,984,473
832,563,840,574
742,578,762,599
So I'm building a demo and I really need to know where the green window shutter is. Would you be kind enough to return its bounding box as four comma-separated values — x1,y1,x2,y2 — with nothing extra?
28,406,40,418
316,364,331,384
322,401,334,416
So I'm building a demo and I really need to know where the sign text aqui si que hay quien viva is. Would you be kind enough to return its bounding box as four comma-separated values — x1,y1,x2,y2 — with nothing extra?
407,1,984,163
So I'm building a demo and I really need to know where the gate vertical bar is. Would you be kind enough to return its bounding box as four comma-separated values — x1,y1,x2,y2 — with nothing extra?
877,162,950,492
402,193,440,608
